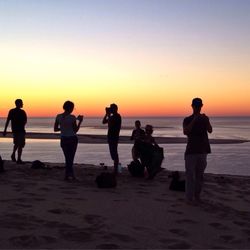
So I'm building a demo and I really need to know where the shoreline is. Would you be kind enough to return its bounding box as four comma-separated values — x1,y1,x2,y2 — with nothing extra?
1,132,249,144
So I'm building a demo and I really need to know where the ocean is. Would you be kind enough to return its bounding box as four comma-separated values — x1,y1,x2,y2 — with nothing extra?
0,116,249,176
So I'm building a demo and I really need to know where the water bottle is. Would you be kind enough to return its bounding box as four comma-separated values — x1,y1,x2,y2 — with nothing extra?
118,163,122,173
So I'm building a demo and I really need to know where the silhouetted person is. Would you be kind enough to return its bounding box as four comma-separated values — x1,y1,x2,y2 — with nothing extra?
3,99,27,164
183,98,212,204
102,103,121,175
144,125,158,146
54,101,83,181
130,120,145,160
135,124,164,179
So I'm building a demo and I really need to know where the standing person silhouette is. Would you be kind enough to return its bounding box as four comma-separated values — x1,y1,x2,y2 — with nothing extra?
54,101,83,181
3,99,27,164
183,98,212,204
102,103,122,175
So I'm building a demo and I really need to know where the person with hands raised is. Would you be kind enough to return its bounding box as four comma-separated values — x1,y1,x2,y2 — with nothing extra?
183,98,212,204
54,101,83,181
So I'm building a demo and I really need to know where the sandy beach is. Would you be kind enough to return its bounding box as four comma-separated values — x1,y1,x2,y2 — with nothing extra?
1,160,250,249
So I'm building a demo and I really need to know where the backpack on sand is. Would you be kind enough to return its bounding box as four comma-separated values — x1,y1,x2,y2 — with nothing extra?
31,160,46,169
128,160,145,177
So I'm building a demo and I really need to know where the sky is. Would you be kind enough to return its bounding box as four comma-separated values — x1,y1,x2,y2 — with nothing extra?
0,0,250,117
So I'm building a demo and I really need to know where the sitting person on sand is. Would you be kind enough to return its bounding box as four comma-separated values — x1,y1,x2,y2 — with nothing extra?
143,125,158,146
135,125,163,179
130,120,145,161
54,101,83,181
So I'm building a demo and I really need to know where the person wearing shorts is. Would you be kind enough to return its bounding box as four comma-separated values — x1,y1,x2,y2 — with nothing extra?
3,99,27,164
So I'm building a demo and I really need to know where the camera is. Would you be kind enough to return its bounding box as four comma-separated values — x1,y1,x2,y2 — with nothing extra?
105,107,111,113
77,115,83,121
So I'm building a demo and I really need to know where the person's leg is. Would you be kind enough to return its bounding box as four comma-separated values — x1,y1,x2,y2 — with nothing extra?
194,154,207,201
17,147,23,161
61,137,78,179
11,134,18,161
67,137,78,178
61,138,70,179
185,154,197,201
109,141,119,174
11,145,18,162
16,133,25,164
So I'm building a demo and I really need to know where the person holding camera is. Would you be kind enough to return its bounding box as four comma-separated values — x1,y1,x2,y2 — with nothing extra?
102,103,122,175
183,98,212,204
54,101,83,181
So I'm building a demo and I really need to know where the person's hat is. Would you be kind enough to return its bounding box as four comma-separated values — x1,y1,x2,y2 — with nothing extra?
192,98,203,107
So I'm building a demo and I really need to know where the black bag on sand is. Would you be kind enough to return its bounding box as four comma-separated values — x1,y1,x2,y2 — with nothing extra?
96,172,117,188
169,171,185,192
31,160,46,169
128,160,145,177
0,156,5,173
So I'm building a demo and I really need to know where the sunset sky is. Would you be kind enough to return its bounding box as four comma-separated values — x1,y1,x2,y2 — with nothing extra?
0,0,250,117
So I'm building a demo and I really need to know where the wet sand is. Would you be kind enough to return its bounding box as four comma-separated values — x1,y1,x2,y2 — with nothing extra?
0,161,250,249
2,132,249,144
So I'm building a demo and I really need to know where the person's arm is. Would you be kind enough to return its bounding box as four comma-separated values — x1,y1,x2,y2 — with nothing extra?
130,130,135,140
73,115,83,133
183,116,198,135
102,114,109,124
54,116,60,132
205,115,213,133
152,137,159,147
3,112,11,136
24,111,27,125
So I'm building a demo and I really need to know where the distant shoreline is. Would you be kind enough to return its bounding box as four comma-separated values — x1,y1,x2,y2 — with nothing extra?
1,132,248,144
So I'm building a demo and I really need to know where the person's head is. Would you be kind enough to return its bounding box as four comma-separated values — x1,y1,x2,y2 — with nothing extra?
63,101,74,113
15,99,23,108
145,124,153,135
135,120,141,129
191,97,203,114
110,103,118,114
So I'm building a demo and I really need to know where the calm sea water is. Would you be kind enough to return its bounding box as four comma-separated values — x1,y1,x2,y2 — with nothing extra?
0,116,249,176
1,116,250,140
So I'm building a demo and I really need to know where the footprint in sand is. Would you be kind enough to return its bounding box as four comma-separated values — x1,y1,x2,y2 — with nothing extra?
59,228,92,242
9,235,39,247
209,222,229,230
154,198,169,202
84,214,104,225
168,209,183,215
104,233,136,243
219,235,234,242
136,191,149,194
175,219,198,225
162,239,191,249
242,229,250,235
169,228,189,237
233,220,247,226
133,226,149,232
48,208,77,215
96,243,120,249
9,235,56,247
14,203,33,208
